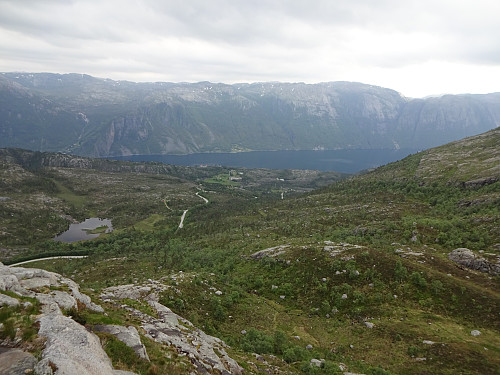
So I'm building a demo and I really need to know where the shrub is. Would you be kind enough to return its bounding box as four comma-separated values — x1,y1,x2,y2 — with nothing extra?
283,346,305,363
241,328,273,354
410,272,427,289
431,280,444,295
393,260,407,283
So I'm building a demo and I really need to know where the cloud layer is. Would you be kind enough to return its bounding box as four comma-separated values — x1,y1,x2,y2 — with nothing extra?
1,0,500,97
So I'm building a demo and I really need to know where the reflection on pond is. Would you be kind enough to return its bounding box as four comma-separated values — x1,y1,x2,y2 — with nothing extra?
53,218,113,243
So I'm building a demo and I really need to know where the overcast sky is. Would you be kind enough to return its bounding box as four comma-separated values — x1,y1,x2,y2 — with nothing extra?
1,0,499,97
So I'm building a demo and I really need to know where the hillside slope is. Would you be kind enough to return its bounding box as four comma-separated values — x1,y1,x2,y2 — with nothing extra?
1,129,499,375
1,73,499,156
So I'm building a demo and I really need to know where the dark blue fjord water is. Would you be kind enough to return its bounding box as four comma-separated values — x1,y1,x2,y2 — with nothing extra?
111,149,419,174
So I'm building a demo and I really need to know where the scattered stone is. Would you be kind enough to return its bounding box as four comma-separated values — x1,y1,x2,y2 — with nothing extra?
293,336,300,340
423,340,435,345
214,290,222,295
279,295,285,299
310,358,324,367
241,330,247,335
341,294,348,299
471,330,481,337
306,344,313,350
364,322,374,329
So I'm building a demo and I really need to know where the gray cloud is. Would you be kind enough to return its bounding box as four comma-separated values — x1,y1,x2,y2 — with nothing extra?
1,0,499,97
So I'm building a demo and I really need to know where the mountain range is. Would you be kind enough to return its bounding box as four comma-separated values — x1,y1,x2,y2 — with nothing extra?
1,72,499,157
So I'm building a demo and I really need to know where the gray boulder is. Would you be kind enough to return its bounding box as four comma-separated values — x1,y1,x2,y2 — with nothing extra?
448,248,500,275
310,358,325,367
0,348,37,375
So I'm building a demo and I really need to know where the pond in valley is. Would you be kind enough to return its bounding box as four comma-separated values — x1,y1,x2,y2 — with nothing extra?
53,218,113,243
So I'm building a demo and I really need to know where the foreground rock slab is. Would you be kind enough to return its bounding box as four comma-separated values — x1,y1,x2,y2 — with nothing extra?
35,314,134,375
0,262,137,375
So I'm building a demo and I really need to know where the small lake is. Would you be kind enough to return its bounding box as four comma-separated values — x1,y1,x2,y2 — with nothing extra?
53,218,113,243
111,149,419,173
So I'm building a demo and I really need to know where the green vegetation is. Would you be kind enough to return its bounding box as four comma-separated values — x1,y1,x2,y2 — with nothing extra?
0,292,41,350
0,129,499,374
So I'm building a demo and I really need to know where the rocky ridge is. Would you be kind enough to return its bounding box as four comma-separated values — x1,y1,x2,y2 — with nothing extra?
101,282,243,375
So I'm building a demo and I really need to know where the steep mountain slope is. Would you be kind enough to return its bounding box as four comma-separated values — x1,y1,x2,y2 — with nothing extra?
1,72,498,157
1,129,499,375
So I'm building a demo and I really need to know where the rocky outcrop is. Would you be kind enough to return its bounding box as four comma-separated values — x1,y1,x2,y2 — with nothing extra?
448,248,500,275
101,282,244,375
250,244,290,259
0,262,103,313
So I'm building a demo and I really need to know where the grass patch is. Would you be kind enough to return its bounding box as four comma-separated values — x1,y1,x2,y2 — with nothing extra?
53,179,87,209
133,214,166,231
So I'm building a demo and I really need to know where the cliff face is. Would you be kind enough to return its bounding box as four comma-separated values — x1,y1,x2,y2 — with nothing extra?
1,73,498,157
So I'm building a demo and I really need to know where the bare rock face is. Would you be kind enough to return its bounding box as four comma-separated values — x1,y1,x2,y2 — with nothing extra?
35,314,129,375
448,248,500,275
